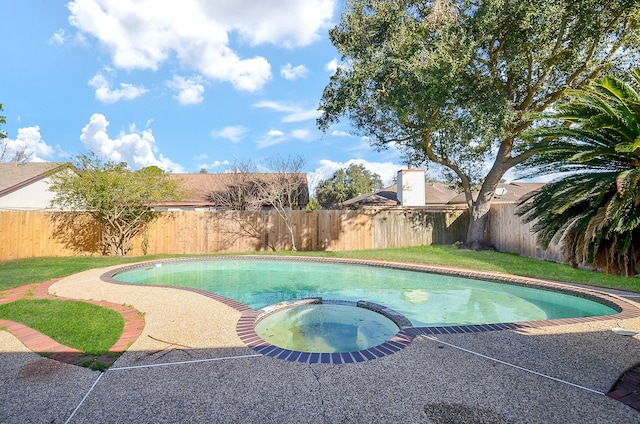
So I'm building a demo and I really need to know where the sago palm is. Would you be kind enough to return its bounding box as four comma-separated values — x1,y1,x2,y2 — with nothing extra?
518,71,640,276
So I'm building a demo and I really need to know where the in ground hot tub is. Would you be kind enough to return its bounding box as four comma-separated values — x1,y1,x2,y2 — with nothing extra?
254,298,408,353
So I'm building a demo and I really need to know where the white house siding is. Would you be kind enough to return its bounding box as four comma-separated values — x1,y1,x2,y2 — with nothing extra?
0,177,58,211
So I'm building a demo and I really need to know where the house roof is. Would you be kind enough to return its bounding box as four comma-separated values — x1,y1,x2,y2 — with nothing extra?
0,162,71,197
341,182,460,208
163,173,310,208
340,189,398,208
446,182,545,204
341,181,544,208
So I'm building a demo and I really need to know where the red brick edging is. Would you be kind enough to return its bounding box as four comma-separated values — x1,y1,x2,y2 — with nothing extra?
104,256,640,411
0,279,144,370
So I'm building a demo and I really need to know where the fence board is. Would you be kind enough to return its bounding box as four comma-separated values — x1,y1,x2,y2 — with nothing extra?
0,205,562,263
485,203,563,262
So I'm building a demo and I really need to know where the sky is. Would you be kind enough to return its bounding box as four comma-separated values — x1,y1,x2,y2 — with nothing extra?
0,0,409,193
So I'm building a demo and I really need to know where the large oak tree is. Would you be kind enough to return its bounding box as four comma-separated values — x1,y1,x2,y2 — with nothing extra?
318,0,640,249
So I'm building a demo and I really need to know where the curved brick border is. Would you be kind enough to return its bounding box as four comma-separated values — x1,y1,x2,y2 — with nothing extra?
237,298,415,364
102,255,640,330
102,256,640,410
0,279,145,369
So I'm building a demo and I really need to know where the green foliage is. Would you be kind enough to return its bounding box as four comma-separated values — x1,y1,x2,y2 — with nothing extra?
0,299,124,355
316,164,384,208
48,154,183,255
306,197,322,211
0,103,31,163
0,103,6,140
319,0,640,247
518,71,640,276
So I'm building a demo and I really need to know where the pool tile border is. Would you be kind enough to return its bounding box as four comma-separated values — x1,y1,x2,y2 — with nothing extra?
101,255,640,365
240,298,416,364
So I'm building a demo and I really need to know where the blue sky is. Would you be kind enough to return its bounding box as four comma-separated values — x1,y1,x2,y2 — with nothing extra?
0,1,407,192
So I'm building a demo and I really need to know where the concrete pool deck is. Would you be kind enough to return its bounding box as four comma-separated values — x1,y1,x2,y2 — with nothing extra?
1,262,640,423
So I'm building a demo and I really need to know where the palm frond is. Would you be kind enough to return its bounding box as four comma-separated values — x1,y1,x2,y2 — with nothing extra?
517,69,640,276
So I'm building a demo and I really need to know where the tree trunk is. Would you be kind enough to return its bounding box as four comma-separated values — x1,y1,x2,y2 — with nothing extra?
464,161,508,250
463,130,522,250
466,200,492,250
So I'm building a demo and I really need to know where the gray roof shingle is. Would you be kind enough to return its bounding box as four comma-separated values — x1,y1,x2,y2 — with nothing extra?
0,162,70,196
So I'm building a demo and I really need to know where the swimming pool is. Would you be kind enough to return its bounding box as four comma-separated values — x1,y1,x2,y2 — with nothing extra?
104,257,626,362
108,257,617,327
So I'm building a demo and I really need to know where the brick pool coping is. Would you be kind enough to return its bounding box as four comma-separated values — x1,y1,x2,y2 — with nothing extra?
101,255,640,365
103,256,640,411
2,256,639,412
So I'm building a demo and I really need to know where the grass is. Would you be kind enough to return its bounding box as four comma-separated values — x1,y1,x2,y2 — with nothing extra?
0,245,637,292
0,299,124,355
0,255,169,291
0,245,637,369
266,245,640,292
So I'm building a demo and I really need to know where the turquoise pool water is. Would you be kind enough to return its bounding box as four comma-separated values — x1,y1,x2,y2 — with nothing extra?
112,259,617,327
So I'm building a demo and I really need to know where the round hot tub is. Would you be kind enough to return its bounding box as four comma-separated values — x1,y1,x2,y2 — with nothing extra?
254,299,403,353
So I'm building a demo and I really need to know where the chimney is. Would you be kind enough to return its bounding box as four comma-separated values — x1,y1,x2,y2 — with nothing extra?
397,169,425,206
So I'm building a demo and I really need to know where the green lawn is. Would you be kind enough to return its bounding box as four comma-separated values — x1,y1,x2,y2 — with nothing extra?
267,246,640,292
0,246,637,369
0,255,169,291
0,299,124,355
1,245,638,292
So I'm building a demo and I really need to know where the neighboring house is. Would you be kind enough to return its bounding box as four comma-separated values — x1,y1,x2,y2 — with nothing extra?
341,169,544,209
154,173,310,211
0,162,72,211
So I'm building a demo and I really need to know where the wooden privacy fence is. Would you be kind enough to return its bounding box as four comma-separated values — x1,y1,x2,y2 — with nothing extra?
0,205,561,262
485,203,563,263
0,208,468,260
0,211,102,259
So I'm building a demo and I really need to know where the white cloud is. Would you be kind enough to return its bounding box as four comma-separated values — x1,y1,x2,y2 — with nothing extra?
280,63,309,80
167,75,205,105
253,100,322,123
254,128,316,148
79,113,184,172
88,71,147,103
283,109,323,123
257,129,286,148
344,137,375,152
253,101,297,113
291,129,313,141
67,0,336,92
331,130,352,137
325,57,339,73
49,29,66,45
1,126,55,162
211,126,248,143
198,160,230,172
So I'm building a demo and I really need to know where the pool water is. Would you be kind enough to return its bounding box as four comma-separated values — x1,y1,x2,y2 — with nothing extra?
112,258,617,327
254,303,400,353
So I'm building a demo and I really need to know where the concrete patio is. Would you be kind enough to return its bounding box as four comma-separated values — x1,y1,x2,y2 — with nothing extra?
1,265,640,423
